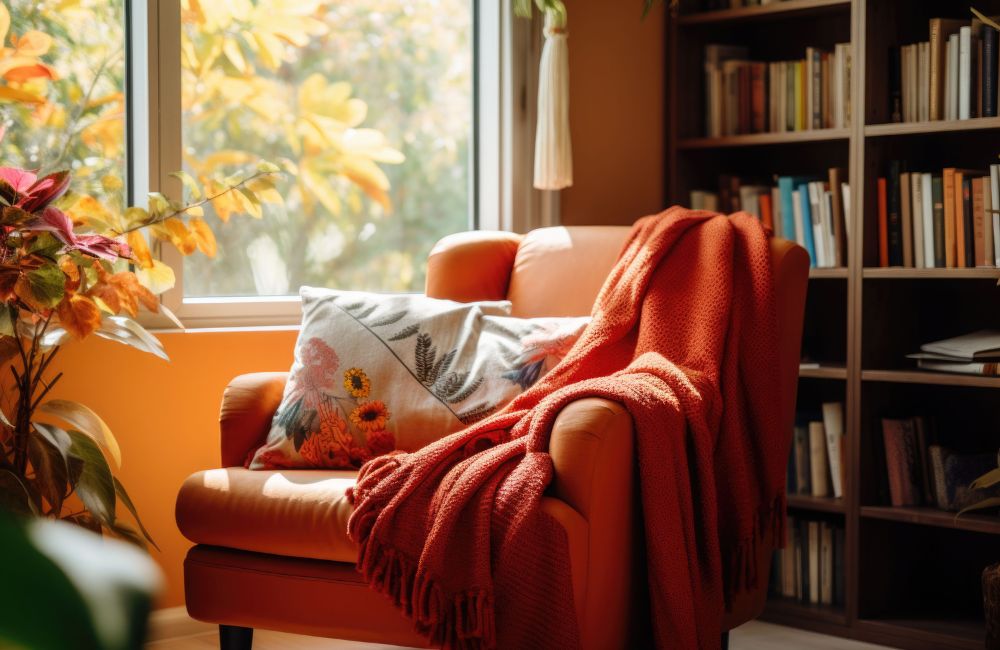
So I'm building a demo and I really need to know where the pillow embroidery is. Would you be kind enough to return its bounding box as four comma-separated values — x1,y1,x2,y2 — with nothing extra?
250,289,588,471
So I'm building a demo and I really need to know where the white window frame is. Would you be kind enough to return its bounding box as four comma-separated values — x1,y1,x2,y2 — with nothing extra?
129,0,547,329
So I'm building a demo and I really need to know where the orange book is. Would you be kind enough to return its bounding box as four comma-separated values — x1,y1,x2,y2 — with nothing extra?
878,177,889,267
973,176,987,267
759,193,774,231
943,168,956,268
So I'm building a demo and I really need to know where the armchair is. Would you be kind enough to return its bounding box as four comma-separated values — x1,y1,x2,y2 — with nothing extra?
175,225,808,649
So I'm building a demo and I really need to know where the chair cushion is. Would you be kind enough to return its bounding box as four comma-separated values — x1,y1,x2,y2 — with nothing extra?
176,468,359,563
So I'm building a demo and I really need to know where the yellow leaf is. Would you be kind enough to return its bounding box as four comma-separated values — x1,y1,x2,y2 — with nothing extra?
57,293,102,339
189,217,217,257
164,218,197,254
136,259,176,294
101,174,124,192
300,164,341,216
205,180,241,222
0,4,9,46
0,85,44,104
39,399,122,469
222,37,248,74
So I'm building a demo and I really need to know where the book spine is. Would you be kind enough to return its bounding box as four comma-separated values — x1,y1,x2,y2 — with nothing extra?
930,19,944,120
833,527,845,606
912,169,925,268
828,167,846,266
798,183,817,266
929,445,949,509
779,177,797,242
901,172,914,267
984,25,998,117
992,165,1000,266
944,168,957,267
808,521,820,604
932,175,946,266
889,46,902,122
808,183,826,268
794,424,811,494
786,61,796,132
949,34,960,119
887,160,903,266
973,176,987,267
812,48,822,129
985,177,995,267
922,173,935,267
822,402,845,499
751,62,765,133
878,177,889,267
820,523,834,605
960,26,972,119
963,176,975,267
809,421,830,497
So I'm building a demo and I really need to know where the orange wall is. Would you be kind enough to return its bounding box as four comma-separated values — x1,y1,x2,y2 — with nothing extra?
561,0,666,226
47,2,667,611
50,330,297,608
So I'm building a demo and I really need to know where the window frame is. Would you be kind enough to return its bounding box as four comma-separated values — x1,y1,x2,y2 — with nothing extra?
129,0,543,329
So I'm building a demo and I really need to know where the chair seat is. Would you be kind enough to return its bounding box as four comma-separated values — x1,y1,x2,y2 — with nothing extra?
176,468,358,563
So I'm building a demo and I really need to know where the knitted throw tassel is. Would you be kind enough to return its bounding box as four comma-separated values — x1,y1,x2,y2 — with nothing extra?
533,9,573,190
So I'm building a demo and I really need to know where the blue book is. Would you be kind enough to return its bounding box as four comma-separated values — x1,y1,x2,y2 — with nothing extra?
777,177,798,247
796,182,817,267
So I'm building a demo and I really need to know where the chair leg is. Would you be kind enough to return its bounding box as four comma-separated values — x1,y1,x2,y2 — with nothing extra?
219,625,253,650
721,630,730,650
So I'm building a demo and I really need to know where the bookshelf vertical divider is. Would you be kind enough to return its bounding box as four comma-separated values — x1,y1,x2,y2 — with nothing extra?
667,1,1000,648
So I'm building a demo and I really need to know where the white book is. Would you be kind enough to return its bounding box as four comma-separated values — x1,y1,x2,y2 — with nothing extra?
959,27,971,119
841,183,851,240
947,34,959,120
991,164,1000,266
919,41,930,122
822,402,844,499
912,170,925,268
921,329,1000,361
808,183,826,267
921,173,935,267
739,185,766,218
792,189,806,248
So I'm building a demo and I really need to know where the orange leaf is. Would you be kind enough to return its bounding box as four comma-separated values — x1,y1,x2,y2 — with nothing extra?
188,217,217,257
3,63,56,83
127,231,154,269
164,218,197,255
57,293,102,340
59,257,80,292
86,280,122,314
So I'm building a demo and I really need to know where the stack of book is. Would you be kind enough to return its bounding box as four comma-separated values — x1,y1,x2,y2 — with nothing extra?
788,402,845,499
907,329,1000,376
889,16,999,123
704,43,851,137
876,162,1000,268
689,168,849,268
769,516,845,608
880,414,1000,511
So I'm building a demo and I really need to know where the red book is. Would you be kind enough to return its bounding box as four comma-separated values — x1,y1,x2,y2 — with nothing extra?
882,418,922,507
750,63,766,133
878,177,889,267
759,193,774,231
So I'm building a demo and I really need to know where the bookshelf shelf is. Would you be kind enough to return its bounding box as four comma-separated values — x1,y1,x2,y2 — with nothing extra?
861,369,1000,389
862,267,1000,279
788,494,846,513
864,116,1000,138
798,364,848,380
676,129,849,150
860,506,1000,536
809,267,849,279
676,0,850,25
762,597,849,627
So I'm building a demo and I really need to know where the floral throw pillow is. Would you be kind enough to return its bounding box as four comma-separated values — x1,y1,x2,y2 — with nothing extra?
249,288,589,470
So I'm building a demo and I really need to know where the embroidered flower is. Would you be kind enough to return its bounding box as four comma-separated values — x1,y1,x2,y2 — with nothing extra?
298,337,339,394
350,400,390,432
299,407,353,468
366,429,396,456
254,448,296,469
343,367,371,398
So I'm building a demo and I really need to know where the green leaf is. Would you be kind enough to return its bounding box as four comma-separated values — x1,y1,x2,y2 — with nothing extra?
123,206,149,228
957,497,1000,517
20,264,66,308
236,186,262,218
39,400,121,469
970,467,1000,491
113,477,159,551
28,424,71,515
256,160,280,174
66,430,116,527
0,469,38,516
169,170,202,200
27,232,64,259
147,192,170,216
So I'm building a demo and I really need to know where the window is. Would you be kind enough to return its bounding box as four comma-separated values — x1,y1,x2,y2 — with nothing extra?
0,1,127,213
178,1,475,299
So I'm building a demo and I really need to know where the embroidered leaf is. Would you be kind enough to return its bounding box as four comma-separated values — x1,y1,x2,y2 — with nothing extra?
368,310,407,327
430,348,457,383
448,376,484,404
414,333,436,384
433,372,465,397
456,401,498,425
354,304,378,320
339,300,366,312
387,323,419,341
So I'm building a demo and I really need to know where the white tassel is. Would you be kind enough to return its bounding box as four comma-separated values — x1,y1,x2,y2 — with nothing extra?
533,9,572,190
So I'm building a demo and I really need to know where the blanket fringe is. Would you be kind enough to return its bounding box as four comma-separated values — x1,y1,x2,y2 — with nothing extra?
723,493,786,609
357,536,497,650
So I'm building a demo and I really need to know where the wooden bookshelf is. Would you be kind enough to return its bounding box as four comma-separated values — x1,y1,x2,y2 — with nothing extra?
666,1,1000,646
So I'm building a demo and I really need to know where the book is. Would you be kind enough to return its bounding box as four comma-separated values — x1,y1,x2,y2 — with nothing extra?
807,520,820,604
793,424,811,494
932,175,946,267
920,329,1000,360
973,176,987,267
822,402,845,499
929,444,949,508
962,175,974,266
912,416,935,505
930,19,967,120
889,46,902,122
887,161,903,266
948,33,960,119
828,167,846,266
833,526,845,606
984,23,998,117
878,177,889,266
919,41,930,122
921,173,935,267
992,164,1000,266
809,421,830,498
943,168,957,267
820,523,834,605
882,418,922,506
797,182,817,265
960,26,972,119
901,172,914,267
912,169,925,268
916,358,1000,375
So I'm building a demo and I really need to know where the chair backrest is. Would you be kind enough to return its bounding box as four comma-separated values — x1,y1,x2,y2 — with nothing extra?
426,224,809,629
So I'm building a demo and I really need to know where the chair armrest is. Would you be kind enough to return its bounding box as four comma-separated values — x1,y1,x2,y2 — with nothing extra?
219,372,288,467
548,397,636,649
425,230,522,303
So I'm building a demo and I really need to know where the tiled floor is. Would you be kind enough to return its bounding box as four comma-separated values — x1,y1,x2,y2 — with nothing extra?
148,620,892,649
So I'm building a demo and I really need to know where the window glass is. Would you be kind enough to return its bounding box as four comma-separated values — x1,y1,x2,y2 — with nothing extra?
180,0,474,297
0,0,127,214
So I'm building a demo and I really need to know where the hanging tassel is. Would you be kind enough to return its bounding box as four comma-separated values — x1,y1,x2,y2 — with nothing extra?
533,7,573,190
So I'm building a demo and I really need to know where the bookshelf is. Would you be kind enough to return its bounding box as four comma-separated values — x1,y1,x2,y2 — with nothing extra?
666,1,1000,647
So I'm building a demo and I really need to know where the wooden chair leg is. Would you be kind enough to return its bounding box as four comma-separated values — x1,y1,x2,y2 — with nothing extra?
219,625,253,650
721,629,730,650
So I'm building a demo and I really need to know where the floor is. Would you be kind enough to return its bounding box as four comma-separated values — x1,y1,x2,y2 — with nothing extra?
148,620,891,649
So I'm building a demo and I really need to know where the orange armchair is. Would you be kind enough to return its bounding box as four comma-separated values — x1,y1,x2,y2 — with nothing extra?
175,226,808,649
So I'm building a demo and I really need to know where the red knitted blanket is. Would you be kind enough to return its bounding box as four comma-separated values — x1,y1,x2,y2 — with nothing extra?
347,208,787,649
